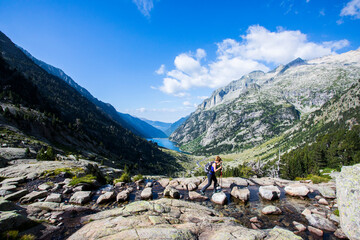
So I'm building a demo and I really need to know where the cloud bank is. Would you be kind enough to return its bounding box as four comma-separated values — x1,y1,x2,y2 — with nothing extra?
340,0,360,19
157,25,349,96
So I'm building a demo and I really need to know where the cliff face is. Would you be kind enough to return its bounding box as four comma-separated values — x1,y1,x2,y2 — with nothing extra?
171,51,360,155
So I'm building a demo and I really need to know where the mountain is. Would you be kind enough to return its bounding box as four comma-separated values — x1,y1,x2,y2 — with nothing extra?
19,47,165,138
118,113,167,138
143,116,189,137
0,31,181,174
170,50,360,155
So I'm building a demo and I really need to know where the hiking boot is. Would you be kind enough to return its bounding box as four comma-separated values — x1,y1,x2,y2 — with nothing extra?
200,190,205,196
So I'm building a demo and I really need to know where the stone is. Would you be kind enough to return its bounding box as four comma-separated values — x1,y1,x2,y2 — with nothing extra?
38,183,53,191
284,184,309,197
115,181,125,187
164,186,180,199
261,205,282,215
308,226,323,237
27,202,61,213
334,228,349,239
318,185,336,199
0,147,27,160
158,178,170,188
187,182,197,191
250,217,260,223
0,185,17,196
250,177,276,186
259,185,280,200
231,186,250,202
45,193,62,203
0,198,17,211
69,191,92,205
116,190,130,202
4,189,29,201
0,211,33,232
199,224,266,240
211,192,227,205
318,198,328,205
336,163,360,240
188,191,208,200
96,191,115,204
0,176,26,186
293,221,306,232
148,215,168,225
302,210,337,232
265,226,303,240
141,187,153,200
20,191,48,203
329,213,340,224
145,181,153,188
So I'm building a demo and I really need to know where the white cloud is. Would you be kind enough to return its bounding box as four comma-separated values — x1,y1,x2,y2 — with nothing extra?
132,0,154,17
136,107,146,113
155,64,165,75
157,25,349,96
340,0,360,18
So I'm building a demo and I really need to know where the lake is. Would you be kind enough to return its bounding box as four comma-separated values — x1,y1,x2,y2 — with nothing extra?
147,138,182,152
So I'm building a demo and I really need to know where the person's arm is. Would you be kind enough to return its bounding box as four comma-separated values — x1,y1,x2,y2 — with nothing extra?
213,162,222,172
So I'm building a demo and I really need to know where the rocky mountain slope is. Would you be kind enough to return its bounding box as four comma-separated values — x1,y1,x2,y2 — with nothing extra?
19,47,166,139
171,50,360,155
0,31,180,174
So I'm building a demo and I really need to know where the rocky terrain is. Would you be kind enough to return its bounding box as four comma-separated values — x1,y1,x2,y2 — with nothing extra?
170,50,360,156
1,151,358,239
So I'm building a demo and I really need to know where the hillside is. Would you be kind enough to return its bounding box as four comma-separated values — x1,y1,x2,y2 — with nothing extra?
0,31,181,174
171,51,360,156
144,116,188,137
19,47,166,139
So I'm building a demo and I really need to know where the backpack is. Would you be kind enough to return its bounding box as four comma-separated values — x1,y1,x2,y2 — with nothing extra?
204,161,214,173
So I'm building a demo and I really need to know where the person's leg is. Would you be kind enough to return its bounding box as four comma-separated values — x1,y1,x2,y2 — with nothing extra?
213,175,218,192
201,173,213,193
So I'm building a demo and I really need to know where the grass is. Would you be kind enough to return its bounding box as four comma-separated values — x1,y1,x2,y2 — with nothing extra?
42,167,84,178
132,174,144,182
69,174,97,186
295,174,331,184
113,172,131,184
333,209,340,217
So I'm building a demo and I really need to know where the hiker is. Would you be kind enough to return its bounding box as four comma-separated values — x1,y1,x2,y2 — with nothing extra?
200,156,222,195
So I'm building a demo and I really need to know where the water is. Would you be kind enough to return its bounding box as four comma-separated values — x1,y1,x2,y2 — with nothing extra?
147,138,182,152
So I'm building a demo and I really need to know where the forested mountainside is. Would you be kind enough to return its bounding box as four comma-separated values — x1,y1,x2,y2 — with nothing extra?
19,47,166,139
0,31,181,174
171,51,360,156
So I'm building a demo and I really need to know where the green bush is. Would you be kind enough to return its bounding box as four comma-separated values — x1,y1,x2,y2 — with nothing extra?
20,234,36,240
69,174,96,186
133,174,144,182
36,146,55,161
3,230,18,240
114,172,131,184
295,174,330,184
333,209,340,217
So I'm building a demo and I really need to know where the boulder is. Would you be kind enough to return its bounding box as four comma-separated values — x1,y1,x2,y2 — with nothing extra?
231,186,250,202
259,185,280,200
145,181,153,188
211,192,227,205
337,163,360,240
116,190,130,202
302,210,336,232
69,191,92,205
308,226,323,237
4,189,29,201
0,211,33,232
265,226,303,240
334,228,349,239
293,221,306,232
38,183,53,191
187,182,197,191
20,191,48,203
318,198,328,205
0,185,17,196
0,176,26,186
318,185,336,199
188,191,208,201
261,205,282,215
96,191,115,204
141,187,153,200
164,186,180,199
0,198,17,211
198,224,266,240
158,178,170,188
0,147,27,160
284,184,309,197
45,193,62,203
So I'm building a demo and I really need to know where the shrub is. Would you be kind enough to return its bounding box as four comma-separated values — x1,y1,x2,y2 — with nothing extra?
114,172,131,184
133,174,144,182
333,209,340,217
36,146,55,161
20,234,36,240
3,230,18,240
69,174,96,186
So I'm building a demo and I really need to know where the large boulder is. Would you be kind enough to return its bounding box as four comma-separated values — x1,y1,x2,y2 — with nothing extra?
259,186,280,200
211,192,227,205
69,191,92,205
0,147,27,160
188,191,208,201
265,226,303,240
284,184,309,197
231,186,250,202
337,163,360,240
318,185,336,199
116,190,130,202
4,189,29,201
96,191,115,204
45,193,62,203
20,191,48,203
302,208,336,232
164,186,180,199
141,187,153,200
0,211,33,232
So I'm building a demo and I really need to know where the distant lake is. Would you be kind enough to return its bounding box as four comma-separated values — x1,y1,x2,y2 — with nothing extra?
147,138,182,152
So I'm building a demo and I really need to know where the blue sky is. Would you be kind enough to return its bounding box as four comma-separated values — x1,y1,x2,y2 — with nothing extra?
0,0,359,122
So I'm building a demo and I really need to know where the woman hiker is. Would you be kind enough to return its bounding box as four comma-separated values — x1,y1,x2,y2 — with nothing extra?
200,156,222,195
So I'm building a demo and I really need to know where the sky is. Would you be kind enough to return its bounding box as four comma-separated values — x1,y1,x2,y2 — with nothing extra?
0,0,360,122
